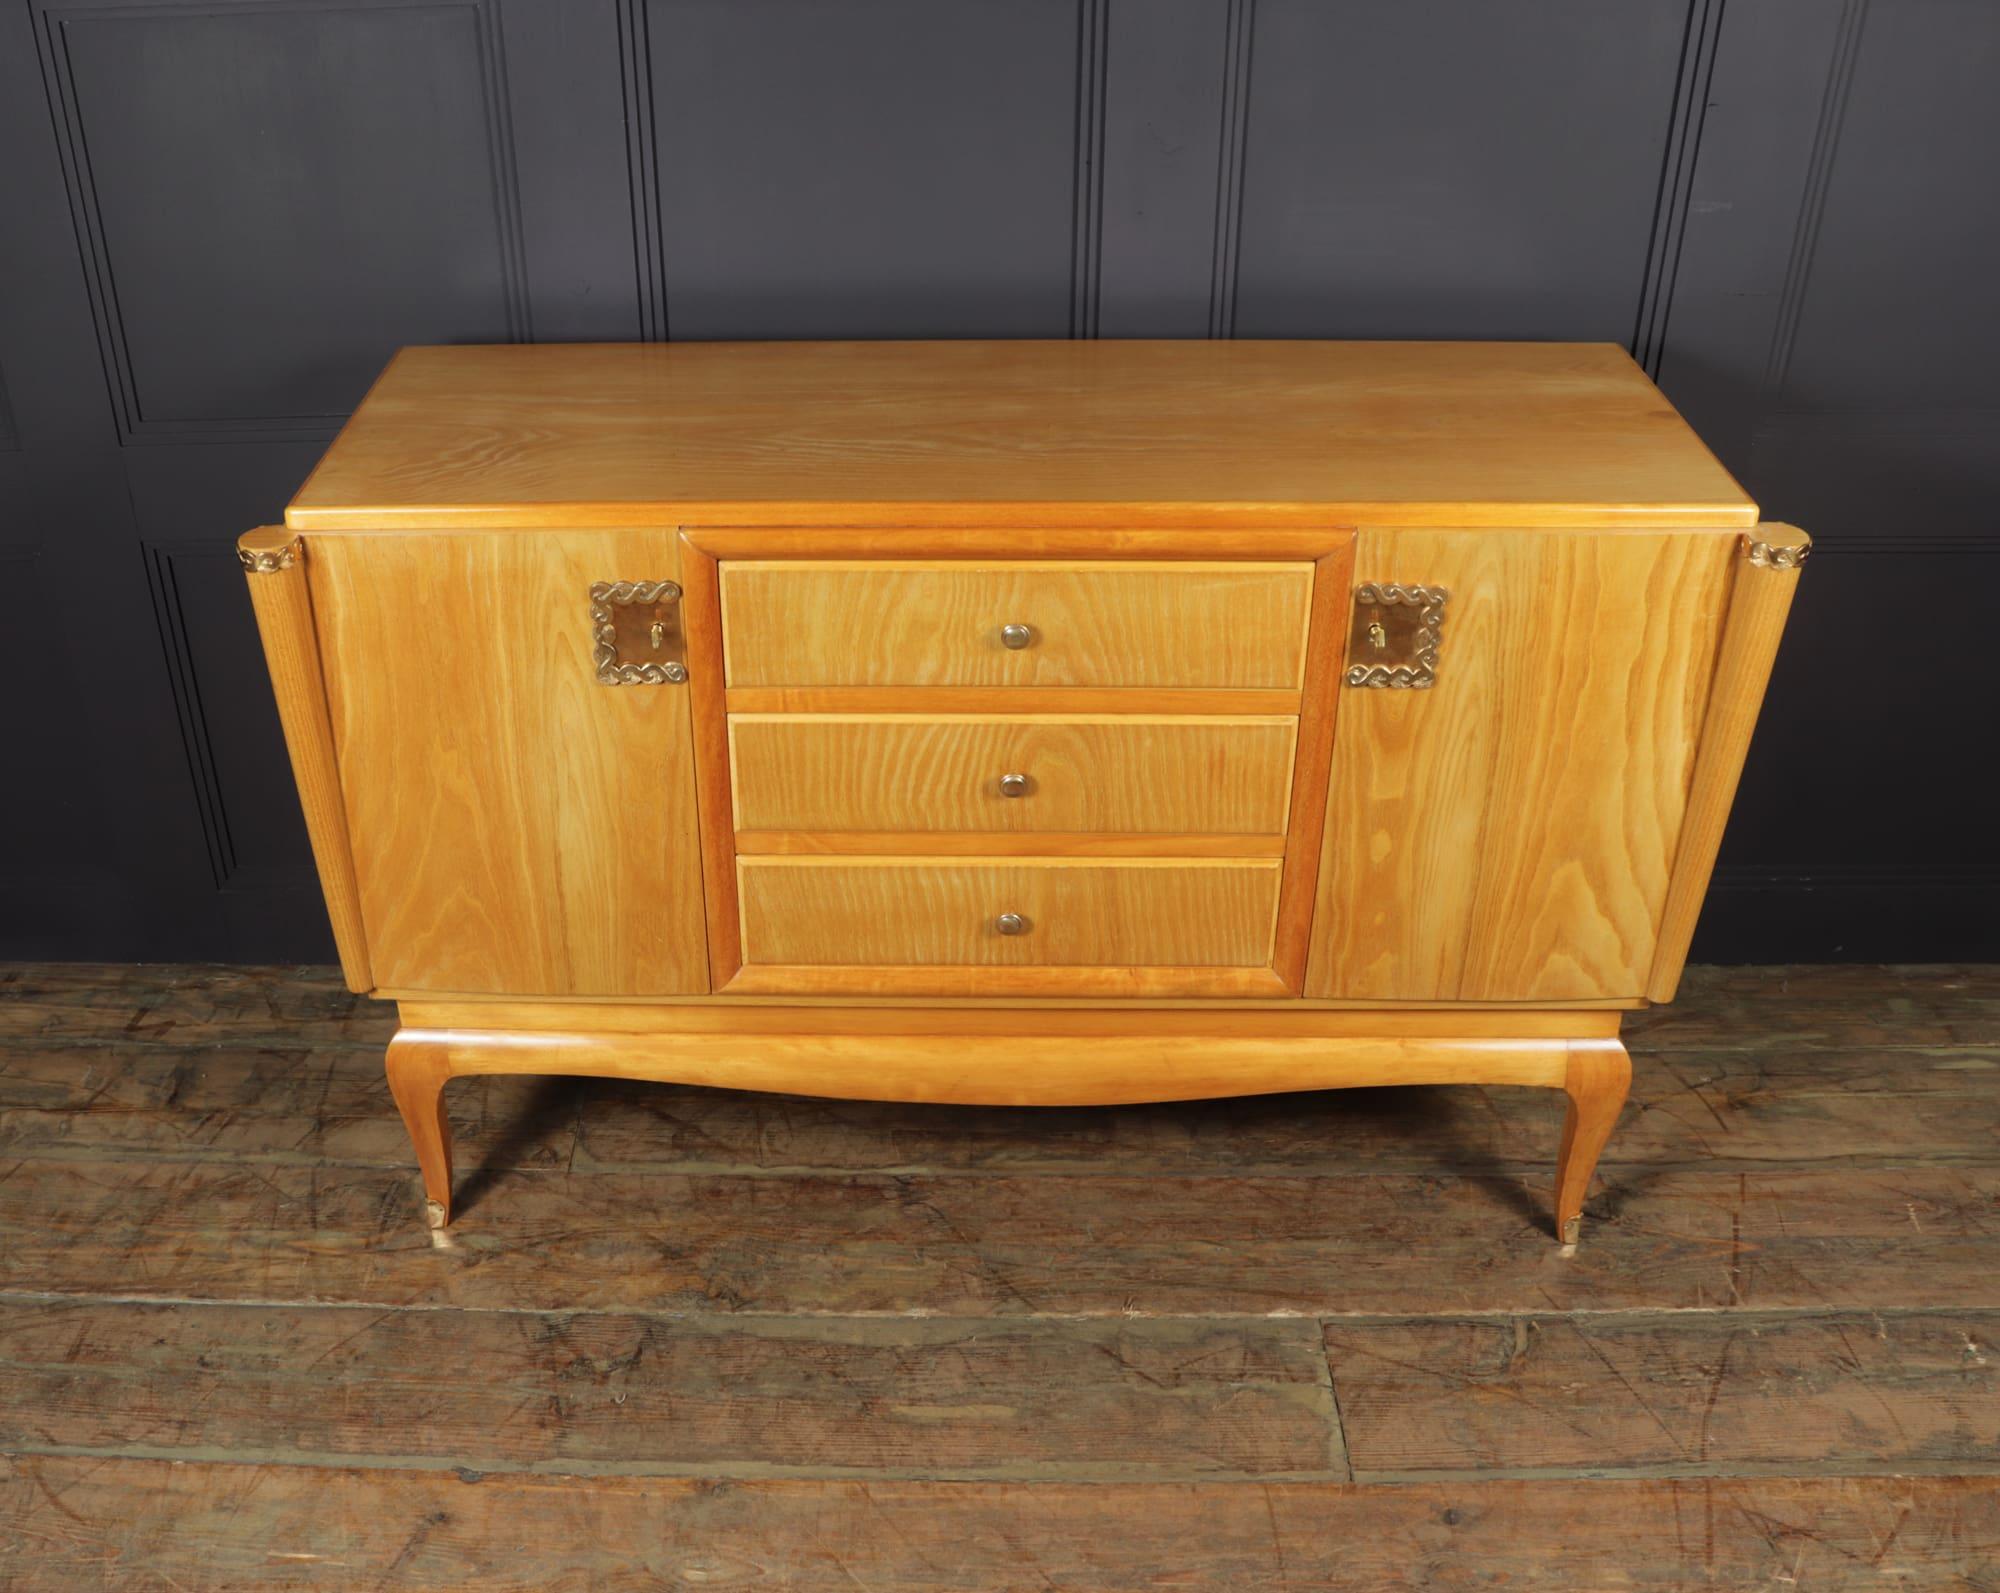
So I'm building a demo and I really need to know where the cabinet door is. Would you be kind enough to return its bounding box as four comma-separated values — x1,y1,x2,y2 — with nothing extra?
308,530,708,995
1307,528,1736,1002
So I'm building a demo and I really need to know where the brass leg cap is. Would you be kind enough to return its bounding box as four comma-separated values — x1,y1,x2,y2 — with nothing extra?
425,1199,448,1230
1559,1215,1581,1246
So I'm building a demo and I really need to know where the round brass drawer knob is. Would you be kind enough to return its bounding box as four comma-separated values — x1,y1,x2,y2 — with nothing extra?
995,912,1029,936
998,772,1031,798
1000,622,1035,650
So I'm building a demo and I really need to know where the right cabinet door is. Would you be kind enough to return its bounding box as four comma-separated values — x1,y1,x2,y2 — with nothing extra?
1306,528,1737,1001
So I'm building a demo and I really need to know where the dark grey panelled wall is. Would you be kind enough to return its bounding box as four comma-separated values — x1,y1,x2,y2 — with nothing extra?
0,0,1993,963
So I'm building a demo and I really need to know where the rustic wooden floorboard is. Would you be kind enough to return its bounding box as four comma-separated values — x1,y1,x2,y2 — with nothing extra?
5,1156,1999,1316
0,1042,576,1169
1,962,1998,1588
3,1458,1996,1592
1324,1310,2000,1479
0,963,392,1048
0,1299,1340,1479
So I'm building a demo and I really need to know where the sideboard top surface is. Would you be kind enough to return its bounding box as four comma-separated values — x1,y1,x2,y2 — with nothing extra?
286,340,1756,532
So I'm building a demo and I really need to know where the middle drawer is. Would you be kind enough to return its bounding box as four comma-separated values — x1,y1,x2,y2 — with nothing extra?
729,714,1297,837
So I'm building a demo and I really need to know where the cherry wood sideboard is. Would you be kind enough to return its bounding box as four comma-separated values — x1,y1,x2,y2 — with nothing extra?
242,340,1807,1243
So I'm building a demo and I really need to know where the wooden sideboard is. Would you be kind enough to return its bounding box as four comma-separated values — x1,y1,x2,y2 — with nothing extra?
242,340,1806,1243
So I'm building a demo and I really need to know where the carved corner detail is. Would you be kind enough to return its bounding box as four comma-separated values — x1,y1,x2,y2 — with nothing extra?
237,538,300,574
1746,534,1811,570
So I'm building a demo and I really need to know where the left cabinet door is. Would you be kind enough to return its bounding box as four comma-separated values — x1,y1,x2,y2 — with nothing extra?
307,530,708,996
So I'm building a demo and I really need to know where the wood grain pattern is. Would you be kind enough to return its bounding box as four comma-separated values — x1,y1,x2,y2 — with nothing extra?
307,530,709,997
1271,542,1354,988
1307,528,1737,1002
395,1001,1618,1040
727,713,1297,836
733,830,1290,857
13,1461,1996,1591
1324,1310,2000,1478
0,1042,568,1171
0,1299,1336,1478
387,983,1637,1009
398,1023,1571,1108
689,527,1355,562
384,1029,453,1225
10,1154,2000,1317
0,962,396,1048
237,528,372,992
1555,1038,1632,1242
719,559,1314,689
736,857,1283,969
1627,964,2000,1050
715,964,1296,999
1647,525,1810,1001
284,341,1758,531
3,964,1990,1586
388,985,1637,1010
724,685,1304,715
676,532,741,991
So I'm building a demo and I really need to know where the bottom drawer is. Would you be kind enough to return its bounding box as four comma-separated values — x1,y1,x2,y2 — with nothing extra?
737,858,1283,968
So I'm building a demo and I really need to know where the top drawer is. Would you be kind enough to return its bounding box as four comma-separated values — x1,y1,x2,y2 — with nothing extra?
720,560,1315,689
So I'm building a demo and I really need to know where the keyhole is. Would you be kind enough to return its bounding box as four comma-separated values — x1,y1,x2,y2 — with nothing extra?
1367,619,1387,651
649,620,666,650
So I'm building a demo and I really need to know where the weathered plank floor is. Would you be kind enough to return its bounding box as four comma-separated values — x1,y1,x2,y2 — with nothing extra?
1,963,1996,1590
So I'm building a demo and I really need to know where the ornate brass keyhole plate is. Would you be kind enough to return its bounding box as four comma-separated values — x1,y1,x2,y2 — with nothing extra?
590,580,687,684
1345,583,1448,689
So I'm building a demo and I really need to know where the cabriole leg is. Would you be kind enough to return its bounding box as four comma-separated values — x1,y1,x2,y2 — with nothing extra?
1554,1038,1632,1245
385,1030,455,1228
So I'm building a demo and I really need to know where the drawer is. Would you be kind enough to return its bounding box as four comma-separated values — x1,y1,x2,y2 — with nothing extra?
729,714,1297,836
736,858,1282,967
720,560,1313,689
